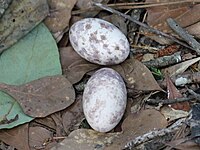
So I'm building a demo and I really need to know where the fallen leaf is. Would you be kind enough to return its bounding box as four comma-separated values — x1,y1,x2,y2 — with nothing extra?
0,23,62,129
60,47,99,84
160,106,188,122
0,124,29,150
0,75,75,118
162,57,200,77
45,0,77,33
62,95,84,135
105,109,168,149
29,126,55,150
166,76,190,111
147,1,200,33
113,58,163,91
186,22,200,39
0,0,49,53
50,129,121,150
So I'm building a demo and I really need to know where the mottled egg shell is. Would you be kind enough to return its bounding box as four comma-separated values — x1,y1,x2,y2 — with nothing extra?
83,68,127,132
69,18,130,65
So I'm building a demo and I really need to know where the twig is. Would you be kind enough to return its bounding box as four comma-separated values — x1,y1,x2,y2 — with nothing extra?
146,96,195,105
143,52,182,68
124,118,186,149
92,2,195,51
167,18,200,54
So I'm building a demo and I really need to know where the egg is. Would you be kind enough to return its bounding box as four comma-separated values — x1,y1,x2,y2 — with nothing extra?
83,68,127,132
69,18,130,65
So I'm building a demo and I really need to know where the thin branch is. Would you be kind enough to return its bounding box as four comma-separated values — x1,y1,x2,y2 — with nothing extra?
92,2,195,51
146,96,195,105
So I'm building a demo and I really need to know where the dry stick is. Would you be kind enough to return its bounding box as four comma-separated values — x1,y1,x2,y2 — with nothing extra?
143,52,182,68
92,2,195,51
167,18,200,54
124,118,186,149
146,96,195,105
107,0,200,7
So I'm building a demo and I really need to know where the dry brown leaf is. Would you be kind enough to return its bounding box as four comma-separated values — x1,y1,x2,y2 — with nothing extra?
0,75,75,117
60,47,99,84
29,126,56,150
45,0,77,33
0,124,29,150
146,0,200,43
162,57,200,77
105,109,168,149
166,76,190,111
62,95,84,135
186,22,200,38
113,58,163,91
166,138,200,150
147,1,200,32
50,129,121,150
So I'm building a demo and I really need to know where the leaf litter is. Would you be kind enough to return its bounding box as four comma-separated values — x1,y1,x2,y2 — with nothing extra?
1,0,200,150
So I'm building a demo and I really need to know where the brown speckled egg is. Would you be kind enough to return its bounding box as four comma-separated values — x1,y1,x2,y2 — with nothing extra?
83,68,127,132
69,18,130,65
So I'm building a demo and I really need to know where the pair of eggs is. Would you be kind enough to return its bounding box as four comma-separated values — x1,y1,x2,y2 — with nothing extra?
69,18,129,132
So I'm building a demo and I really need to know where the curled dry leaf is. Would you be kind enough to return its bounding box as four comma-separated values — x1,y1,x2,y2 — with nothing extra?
0,0,49,53
166,76,190,111
60,47,99,84
45,0,77,33
0,75,75,118
29,127,56,150
0,124,29,150
162,57,200,77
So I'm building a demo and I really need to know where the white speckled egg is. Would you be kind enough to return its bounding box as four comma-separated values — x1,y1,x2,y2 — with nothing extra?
83,68,127,132
69,18,130,65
